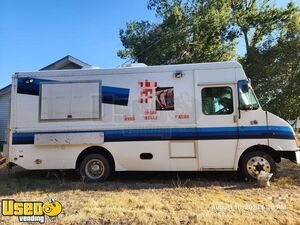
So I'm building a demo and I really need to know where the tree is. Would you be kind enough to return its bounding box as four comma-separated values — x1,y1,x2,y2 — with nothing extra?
238,5,300,119
118,0,236,65
229,1,299,119
229,0,296,52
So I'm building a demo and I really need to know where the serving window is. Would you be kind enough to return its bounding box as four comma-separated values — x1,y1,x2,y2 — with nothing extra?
40,81,101,121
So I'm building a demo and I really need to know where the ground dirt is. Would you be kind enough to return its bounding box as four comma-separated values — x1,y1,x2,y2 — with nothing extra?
0,160,299,225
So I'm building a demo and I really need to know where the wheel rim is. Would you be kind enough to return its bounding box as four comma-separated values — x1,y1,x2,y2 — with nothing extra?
85,159,105,180
246,156,271,178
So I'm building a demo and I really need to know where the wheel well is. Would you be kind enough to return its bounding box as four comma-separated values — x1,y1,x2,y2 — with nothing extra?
238,145,280,167
76,146,115,171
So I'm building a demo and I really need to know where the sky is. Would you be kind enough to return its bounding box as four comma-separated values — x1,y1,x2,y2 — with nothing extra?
0,0,294,88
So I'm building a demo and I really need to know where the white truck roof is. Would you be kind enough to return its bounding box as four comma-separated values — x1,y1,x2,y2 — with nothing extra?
14,61,243,78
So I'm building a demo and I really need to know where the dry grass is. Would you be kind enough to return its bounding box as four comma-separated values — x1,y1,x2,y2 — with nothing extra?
0,160,299,225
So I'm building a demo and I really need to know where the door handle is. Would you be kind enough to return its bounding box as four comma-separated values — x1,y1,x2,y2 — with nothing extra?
233,115,238,123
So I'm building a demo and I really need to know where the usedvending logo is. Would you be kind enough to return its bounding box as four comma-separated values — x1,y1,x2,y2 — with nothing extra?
1,198,63,223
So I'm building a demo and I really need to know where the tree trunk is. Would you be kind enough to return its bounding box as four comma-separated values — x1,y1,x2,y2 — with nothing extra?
243,29,250,55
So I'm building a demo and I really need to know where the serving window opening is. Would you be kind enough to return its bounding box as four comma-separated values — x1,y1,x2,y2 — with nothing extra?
39,81,102,121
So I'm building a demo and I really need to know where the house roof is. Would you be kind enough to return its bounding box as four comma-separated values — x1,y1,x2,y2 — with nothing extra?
0,55,93,96
40,55,92,70
0,84,11,96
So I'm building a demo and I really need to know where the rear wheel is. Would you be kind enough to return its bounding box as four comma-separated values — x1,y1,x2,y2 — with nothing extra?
239,151,277,181
80,154,111,182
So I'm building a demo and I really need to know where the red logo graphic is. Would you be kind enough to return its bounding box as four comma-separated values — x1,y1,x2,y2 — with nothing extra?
139,80,157,103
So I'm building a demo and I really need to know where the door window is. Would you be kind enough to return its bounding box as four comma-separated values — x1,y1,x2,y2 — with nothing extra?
202,87,233,115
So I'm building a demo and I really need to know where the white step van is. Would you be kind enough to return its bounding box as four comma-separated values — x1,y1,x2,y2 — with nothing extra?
3,62,299,181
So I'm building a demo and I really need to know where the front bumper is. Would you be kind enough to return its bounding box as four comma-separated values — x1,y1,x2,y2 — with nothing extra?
278,149,300,164
295,150,300,164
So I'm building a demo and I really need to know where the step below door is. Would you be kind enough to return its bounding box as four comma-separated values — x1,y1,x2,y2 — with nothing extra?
169,141,198,171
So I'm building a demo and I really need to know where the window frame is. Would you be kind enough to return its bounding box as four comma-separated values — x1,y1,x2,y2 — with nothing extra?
201,86,234,116
39,80,102,121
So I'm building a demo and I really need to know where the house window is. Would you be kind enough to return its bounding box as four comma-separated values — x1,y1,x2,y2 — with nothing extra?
202,87,233,115
40,81,101,121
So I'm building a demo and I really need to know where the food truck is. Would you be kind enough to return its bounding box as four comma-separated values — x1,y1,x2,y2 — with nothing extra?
2,62,299,181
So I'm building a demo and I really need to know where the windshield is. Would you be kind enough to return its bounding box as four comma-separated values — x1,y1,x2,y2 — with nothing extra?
238,80,260,110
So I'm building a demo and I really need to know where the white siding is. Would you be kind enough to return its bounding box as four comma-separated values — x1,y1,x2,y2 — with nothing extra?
0,92,10,142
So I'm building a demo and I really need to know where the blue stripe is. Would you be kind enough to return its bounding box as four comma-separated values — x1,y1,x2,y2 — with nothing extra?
17,78,50,95
12,126,295,145
17,78,130,106
239,126,294,139
102,86,129,106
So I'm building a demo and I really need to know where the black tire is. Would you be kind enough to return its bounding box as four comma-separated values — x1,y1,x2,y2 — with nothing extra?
239,150,277,181
80,154,111,182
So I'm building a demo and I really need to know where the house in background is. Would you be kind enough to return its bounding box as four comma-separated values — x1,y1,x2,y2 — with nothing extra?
0,55,94,143
40,55,93,70
0,85,11,143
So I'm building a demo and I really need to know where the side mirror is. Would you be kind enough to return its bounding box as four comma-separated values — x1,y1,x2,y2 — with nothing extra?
241,84,250,93
239,104,253,111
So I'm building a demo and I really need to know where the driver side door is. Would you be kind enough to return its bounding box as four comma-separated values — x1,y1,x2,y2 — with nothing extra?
196,83,239,169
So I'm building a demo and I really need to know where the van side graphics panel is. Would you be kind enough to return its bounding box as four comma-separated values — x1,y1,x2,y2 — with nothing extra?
12,126,295,145
34,132,104,145
17,77,130,106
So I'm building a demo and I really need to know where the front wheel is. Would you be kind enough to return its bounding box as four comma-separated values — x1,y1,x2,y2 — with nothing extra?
239,151,277,181
80,154,111,182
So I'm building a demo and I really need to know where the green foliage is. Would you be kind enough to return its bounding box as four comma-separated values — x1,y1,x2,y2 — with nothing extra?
240,5,300,119
229,0,296,49
118,0,236,65
118,0,300,119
